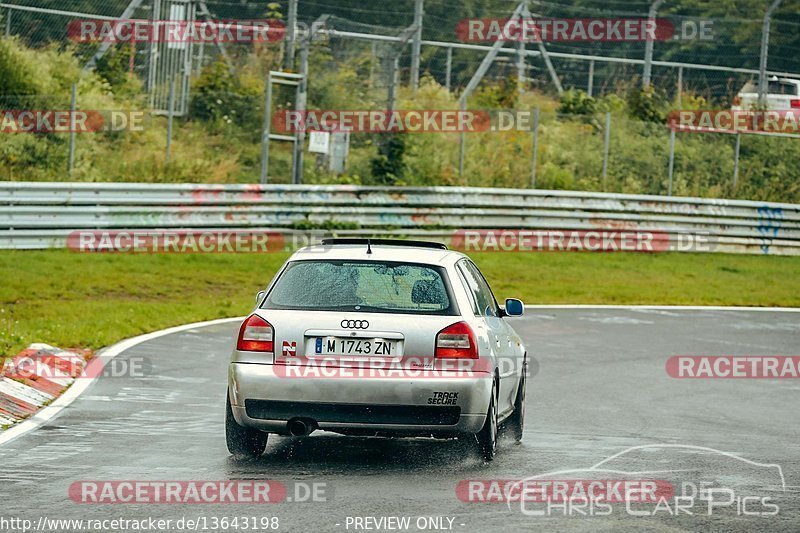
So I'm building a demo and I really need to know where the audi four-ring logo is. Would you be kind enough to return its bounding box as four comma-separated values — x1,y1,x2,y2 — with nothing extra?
341,320,369,329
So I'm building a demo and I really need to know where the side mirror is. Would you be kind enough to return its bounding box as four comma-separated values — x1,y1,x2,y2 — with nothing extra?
504,298,524,317
255,290,267,306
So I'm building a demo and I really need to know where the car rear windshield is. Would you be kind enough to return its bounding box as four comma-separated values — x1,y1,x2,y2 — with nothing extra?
262,260,457,315
768,81,799,95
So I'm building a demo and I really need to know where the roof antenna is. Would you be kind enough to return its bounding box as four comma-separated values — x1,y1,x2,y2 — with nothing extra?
366,239,373,255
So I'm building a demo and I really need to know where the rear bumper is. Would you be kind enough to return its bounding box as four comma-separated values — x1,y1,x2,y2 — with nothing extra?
229,362,492,435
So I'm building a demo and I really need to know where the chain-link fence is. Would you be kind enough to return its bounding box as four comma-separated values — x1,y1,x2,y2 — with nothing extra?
1,0,799,202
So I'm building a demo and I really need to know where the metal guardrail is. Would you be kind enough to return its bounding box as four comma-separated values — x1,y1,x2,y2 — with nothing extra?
0,182,798,255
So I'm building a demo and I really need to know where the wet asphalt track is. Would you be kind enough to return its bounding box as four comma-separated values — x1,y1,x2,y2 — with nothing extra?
1,309,799,532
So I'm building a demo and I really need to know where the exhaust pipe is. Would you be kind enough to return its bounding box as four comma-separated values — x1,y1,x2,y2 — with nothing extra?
287,418,313,437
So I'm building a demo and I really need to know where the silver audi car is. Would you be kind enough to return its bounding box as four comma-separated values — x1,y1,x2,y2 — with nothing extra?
226,239,527,460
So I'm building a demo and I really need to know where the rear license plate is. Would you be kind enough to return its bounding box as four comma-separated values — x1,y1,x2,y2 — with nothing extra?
314,337,397,356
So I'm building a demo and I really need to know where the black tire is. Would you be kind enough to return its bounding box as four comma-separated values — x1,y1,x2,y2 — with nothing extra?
475,383,498,461
226,392,268,458
505,361,526,444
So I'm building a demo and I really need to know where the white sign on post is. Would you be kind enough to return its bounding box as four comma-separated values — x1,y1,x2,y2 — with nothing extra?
308,131,330,154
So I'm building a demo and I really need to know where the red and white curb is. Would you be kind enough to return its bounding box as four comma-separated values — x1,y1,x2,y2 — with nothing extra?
0,317,243,447
0,343,90,428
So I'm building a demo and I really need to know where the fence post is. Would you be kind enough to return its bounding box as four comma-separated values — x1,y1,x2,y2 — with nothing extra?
530,107,540,188
284,0,298,70
602,112,611,189
369,42,377,89
758,0,783,107
516,39,526,94
445,47,453,91
68,83,77,177
166,77,176,166
4,6,11,37
587,60,594,97
458,99,466,180
292,38,310,185
642,0,664,87
733,133,741,189
196,41,205,76
260,72,273,184
667,127,676,196
676,66,683,106
410,0,424,92
387,55,399,111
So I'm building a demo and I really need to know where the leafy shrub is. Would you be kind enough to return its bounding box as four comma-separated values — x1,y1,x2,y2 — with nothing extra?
557,89,597,116
0,38,46,108
627,85,668,123
95,44,142,98
370,134,406,185
190,60,262,129
474,78,517,109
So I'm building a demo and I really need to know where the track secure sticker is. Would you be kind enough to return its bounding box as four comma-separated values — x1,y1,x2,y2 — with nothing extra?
427,392,459,405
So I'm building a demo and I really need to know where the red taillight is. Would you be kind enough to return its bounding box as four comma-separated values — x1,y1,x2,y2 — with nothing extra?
435,321,478,359
791,99,800,109
237,314,274,352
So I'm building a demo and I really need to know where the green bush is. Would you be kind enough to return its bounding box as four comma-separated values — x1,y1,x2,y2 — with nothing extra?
190,60,263,129
557,89,597,116
370,134,406,185
627,85,668,123
0,38,47,108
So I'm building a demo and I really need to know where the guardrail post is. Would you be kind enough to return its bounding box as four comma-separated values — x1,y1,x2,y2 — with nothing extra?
667,127,676,196
602,112,611,189
530,107,540,188
68,83,77,177
166,77,176,166
733,133,741,190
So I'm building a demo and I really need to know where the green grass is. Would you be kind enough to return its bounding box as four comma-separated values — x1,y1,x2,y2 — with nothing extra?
1,250,799,359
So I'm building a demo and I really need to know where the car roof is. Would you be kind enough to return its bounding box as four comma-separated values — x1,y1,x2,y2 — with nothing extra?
290,243,466,266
